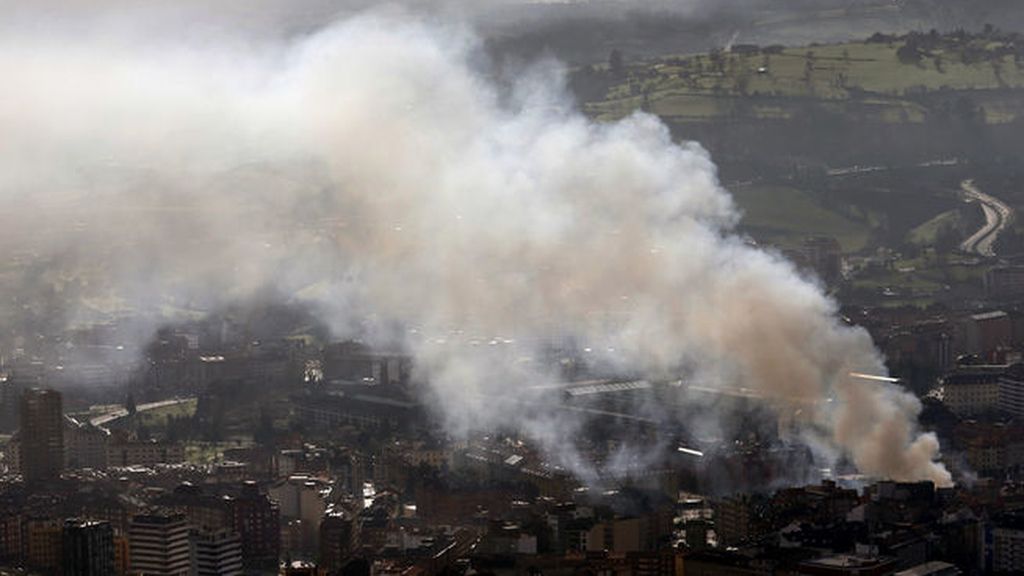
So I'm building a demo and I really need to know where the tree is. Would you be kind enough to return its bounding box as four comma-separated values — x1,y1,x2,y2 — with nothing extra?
897,41,922,65
803,51,815,84
166,416,183,443
341,558,370,576
608,49,625,78
254,406,276,446
640,90,652,112
934,221,960,257
710,48,725,73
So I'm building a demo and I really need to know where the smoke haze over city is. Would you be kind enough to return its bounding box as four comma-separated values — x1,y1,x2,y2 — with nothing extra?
0,1,953,488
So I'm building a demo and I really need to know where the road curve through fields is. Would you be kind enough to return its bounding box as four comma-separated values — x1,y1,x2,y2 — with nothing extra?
959,179,1013,258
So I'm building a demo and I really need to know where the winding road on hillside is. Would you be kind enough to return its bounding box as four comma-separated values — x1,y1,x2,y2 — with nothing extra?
959,179,1013,258
823,163,1013,258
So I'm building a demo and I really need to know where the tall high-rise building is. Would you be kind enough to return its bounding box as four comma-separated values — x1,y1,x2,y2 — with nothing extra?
0,512,22,563
994,513,1024,574
228,482,280,570
0,377,26,432
191,529,243,576
113,533,129,576
19,388,64,482
128,514,191,576
26,517,63,575
319,509,357,575
63,519,115,576
1,363,44,432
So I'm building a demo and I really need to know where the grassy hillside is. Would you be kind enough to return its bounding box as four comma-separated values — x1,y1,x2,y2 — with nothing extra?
730,184,873,253
584,31,1024,124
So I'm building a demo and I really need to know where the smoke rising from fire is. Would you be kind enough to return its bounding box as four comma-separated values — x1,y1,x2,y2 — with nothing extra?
0,7,951,486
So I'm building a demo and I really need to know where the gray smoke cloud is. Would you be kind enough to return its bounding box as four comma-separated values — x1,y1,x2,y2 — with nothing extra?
0,5,951,486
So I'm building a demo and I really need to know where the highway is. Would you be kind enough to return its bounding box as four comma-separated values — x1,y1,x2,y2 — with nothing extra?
824,158,959,177
958,179,1013,258
821,163,1012,258
89,397,195,429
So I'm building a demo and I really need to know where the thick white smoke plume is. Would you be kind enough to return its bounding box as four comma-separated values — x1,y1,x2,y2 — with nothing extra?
0,7,951,486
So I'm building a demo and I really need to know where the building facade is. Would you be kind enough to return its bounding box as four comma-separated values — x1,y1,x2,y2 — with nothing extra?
128,514,191,576
941,366,1004,416
192,529,243,576
63,519,115,576
20,388,64,482
228,482,280,570
26,517,63,575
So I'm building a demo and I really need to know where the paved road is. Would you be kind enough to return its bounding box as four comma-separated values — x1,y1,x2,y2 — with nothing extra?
89,397,195,429
824,158,959,177
959,179,1013,258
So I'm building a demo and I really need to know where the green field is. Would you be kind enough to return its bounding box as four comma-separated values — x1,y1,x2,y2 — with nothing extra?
135,399,197,428
586,35,1024,124
906,209,961,245
730,184,873,253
